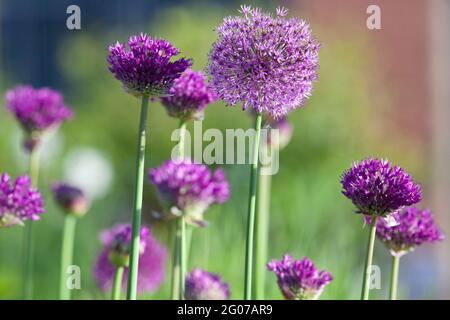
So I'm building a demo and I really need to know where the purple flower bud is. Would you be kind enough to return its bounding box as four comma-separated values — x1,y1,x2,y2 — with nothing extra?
264,116,293,150
93,224,167,293
371,207,444,256
107,33,192,97
5,85,73,152
0,173,44,227
149,160,230,226
161,69,217,120
341,158,421,217
52,182,89,217
268,255,333,300
208,6,320,118
185,269,230,300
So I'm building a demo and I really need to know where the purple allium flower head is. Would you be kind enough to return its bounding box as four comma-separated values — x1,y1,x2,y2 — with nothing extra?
267,255,333,300
107,33,192,97
161,69,217,120
149,160,229,226
93,224,167,294
52,182,89,217
264,116,293,150
208,5,320,119
0,173,44,227
185,268,230,300
341,158,421,217
371,207,444,257
5,85,73,150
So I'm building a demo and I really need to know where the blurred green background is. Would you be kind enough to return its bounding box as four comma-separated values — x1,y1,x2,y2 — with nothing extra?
0,0,446,299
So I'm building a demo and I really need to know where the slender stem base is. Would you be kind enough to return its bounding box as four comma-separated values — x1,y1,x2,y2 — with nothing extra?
112,267,124,300
180,216,187,300
171,218,181,300
389,255,400,300
22,146,40,300
126,95,150,300
59,215,77,300
254,170,271,300
361,215,378,300
244,113,262,300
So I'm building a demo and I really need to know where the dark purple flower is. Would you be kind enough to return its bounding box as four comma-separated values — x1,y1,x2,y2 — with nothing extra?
107,33,192,97
93,224,167,294
5,85,73,151
149,160,229,226
161,69,217,120
208,5,320,119
0,173,44,227
264,116,293,150
185,268,230,300
267,255,333,300
52,182,89,217
341,158,421,217
372,207,444,256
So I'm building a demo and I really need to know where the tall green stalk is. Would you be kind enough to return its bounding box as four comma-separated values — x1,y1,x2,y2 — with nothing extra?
244,113,262,300
22,145,40,299
254,168,271,300
171,218,181,300
126,95,150,300
59,215,77,300
361,215,378,300
389,255,400,300
112,267,124,300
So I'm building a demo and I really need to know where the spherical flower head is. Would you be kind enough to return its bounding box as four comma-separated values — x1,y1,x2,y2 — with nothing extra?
52,182,89,217
371,207,444,257
341,158,421,217
161,69,217,120
264,116,293,151
0,173,45,227
208,5,320,119
149,160,230,227
93,224,167,294
267,255,333,300
5,85,73,151
185,268,230,300
107,33,192,97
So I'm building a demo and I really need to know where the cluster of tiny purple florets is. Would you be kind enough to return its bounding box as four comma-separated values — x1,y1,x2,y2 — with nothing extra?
185,268,230,300
94,224,167,293
5,85,73,133
267,255,333,300
341,158,422,217
373,207,444,256
0,173,44,227
208,5,320,119
161,69,217,120
149,160,229,225
108,33,192,97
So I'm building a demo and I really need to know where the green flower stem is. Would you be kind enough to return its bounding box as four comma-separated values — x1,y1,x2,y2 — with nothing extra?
254,166,271,300
111,266,124,300
171,219,181,300
361,215,378,300
180,216,187,300
244,113,262,300
22,145,40,300
59,215,77,300
126,94,150,300
389,254,400,300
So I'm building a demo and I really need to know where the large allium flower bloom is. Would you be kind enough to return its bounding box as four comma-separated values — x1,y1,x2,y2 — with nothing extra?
149,160,229,226
0,173,44,227
52,182,89,217
185,269,230,300
372,207,444,256
107,33,192,97
161,69,217,120
208,6,320,119
93,224,167,294
341,158,421,217
267,255,333,300
5,85,73,150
